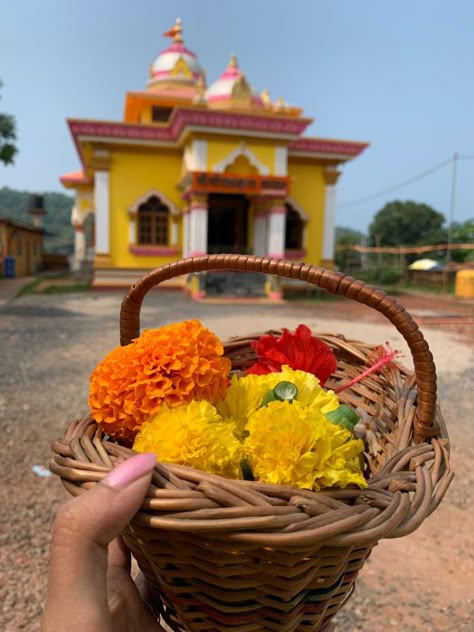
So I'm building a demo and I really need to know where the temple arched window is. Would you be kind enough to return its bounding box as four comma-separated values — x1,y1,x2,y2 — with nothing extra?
137,195,170,245
285,204,304,250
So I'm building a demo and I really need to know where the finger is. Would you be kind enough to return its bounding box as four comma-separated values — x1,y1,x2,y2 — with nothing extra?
106,539,153,627
108,536,131,572
42,452,156,631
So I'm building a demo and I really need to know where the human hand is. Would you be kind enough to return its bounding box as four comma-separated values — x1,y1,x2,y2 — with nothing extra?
42,452,163,632
42,451,336,632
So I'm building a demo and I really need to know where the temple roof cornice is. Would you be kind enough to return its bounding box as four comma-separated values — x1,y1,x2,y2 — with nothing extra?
65,112,368,176
289,137,369,160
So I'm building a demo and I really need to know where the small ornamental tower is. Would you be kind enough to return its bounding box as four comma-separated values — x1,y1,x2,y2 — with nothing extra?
147,17,205,94
28,194,46,228
205,54,264,111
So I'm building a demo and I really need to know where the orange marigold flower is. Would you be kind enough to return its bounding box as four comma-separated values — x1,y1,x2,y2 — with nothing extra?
88,320,231,442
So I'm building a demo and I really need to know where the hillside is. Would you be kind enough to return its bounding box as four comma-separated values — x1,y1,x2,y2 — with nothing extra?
0,186,74,253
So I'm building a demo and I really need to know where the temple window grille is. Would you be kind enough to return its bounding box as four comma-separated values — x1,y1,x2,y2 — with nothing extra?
137,196,170,245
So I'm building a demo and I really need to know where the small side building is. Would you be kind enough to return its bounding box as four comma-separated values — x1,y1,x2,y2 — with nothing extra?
0,218,44,277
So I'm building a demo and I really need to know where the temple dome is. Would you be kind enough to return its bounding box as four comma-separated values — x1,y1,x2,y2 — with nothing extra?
147,18,204,92
205,54,264,110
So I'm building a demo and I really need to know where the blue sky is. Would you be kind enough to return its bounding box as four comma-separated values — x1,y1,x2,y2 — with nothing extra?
1,0,473,232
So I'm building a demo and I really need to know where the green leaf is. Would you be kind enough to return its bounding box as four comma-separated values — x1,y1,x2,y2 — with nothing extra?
260,381,298,407
240,459,255,481
325,405,359,432
274,381,298,402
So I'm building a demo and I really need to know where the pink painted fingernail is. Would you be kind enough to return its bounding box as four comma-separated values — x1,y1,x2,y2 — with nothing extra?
103,453,156,489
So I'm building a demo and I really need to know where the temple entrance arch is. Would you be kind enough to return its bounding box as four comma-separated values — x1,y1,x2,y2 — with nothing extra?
285,203,304,250
207,194,249,254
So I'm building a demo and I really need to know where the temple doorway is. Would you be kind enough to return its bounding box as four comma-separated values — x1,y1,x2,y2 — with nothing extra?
207,194,249,254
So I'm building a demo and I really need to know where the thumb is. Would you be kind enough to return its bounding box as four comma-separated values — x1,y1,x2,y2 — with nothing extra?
55,451,156,545
43,453,156,629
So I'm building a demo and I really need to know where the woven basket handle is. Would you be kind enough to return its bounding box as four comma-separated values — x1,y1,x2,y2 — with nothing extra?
120,255,438,443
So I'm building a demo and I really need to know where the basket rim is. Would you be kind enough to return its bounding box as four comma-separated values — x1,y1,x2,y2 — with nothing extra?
50,414,452,548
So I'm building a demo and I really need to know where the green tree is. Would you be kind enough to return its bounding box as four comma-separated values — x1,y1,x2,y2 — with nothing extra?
335,226,365,271
0,81,17,165
451,217,474,243
450,217,474,262
368,200,445,246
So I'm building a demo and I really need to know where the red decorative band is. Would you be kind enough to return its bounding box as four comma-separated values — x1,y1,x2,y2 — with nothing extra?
285,249,306,259
250,196,268,205
129,246,181,257
289,137,369,157
158,569,359,625
267,291,283,300
190,290,206,300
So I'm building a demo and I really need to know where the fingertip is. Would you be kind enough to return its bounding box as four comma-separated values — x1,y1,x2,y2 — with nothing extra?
102,452,156,490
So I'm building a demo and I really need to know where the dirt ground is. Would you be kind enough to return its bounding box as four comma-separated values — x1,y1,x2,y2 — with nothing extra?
0,289,473,631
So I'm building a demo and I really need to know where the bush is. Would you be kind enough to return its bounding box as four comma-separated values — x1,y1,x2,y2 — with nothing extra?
375,268,403,285
356,267,403,286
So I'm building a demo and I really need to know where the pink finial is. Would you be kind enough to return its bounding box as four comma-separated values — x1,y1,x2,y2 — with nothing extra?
221,53,241,80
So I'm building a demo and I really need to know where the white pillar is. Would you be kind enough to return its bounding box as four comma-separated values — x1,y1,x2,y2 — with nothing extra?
251,198,268,256
189,196,208,257
267,201,286,259
274,146,288,176
182,209,190,257
253,213,267,256
94,170,110,255
192,139,208,171
73,226,86,272
71,202,85,272
322,183,336,261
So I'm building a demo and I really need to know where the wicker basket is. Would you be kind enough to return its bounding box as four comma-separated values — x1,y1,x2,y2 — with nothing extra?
50,255,453,632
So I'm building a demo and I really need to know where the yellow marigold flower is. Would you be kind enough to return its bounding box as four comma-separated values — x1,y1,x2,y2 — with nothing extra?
215,373,263,434
244,400,367,491
216,366,339,429
278,366,339,414
133,401,243,479
89,320,231,442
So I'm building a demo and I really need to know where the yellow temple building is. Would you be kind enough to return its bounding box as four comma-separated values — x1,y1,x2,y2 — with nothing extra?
60,18,368,297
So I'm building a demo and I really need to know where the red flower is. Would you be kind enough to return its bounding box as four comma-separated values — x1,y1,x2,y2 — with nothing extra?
246,324,337,385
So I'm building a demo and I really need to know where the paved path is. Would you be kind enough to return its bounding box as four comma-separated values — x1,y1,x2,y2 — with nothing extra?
0,277,34,305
